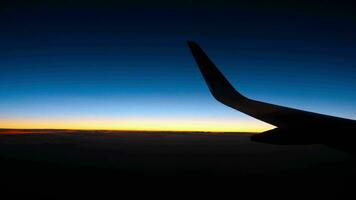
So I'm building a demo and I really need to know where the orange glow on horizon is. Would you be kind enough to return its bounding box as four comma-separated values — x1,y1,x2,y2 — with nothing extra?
0,117,274,133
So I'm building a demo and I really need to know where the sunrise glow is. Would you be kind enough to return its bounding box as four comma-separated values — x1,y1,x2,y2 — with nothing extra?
0,117,274,132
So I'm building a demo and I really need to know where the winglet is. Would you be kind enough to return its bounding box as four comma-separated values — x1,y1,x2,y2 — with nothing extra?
187,41,247,105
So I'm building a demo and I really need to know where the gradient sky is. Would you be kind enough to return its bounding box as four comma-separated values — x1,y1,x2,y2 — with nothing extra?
1,1,356,132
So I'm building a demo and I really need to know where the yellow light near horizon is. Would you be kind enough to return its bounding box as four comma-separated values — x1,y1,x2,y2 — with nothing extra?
0,117,274,133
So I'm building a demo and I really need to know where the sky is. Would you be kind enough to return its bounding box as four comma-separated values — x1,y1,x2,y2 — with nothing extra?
0,1,356,132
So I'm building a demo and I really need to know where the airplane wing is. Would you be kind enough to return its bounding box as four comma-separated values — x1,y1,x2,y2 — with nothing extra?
187,41,356,151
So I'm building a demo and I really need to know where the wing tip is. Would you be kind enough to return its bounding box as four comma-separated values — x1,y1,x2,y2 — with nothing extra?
186,40,248,104
187,40,198,48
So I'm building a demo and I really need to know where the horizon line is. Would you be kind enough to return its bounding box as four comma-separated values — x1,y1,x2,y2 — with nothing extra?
0,127,258,134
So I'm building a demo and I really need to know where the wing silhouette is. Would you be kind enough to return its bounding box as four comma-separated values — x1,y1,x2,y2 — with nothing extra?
187,41,356,154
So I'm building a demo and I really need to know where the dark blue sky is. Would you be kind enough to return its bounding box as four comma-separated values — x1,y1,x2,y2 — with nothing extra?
1,1,355,131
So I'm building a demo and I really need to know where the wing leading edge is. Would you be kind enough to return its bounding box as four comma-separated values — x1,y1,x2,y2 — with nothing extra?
187,41,356,153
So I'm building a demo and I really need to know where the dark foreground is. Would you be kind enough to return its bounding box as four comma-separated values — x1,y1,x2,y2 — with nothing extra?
0,129,355,199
